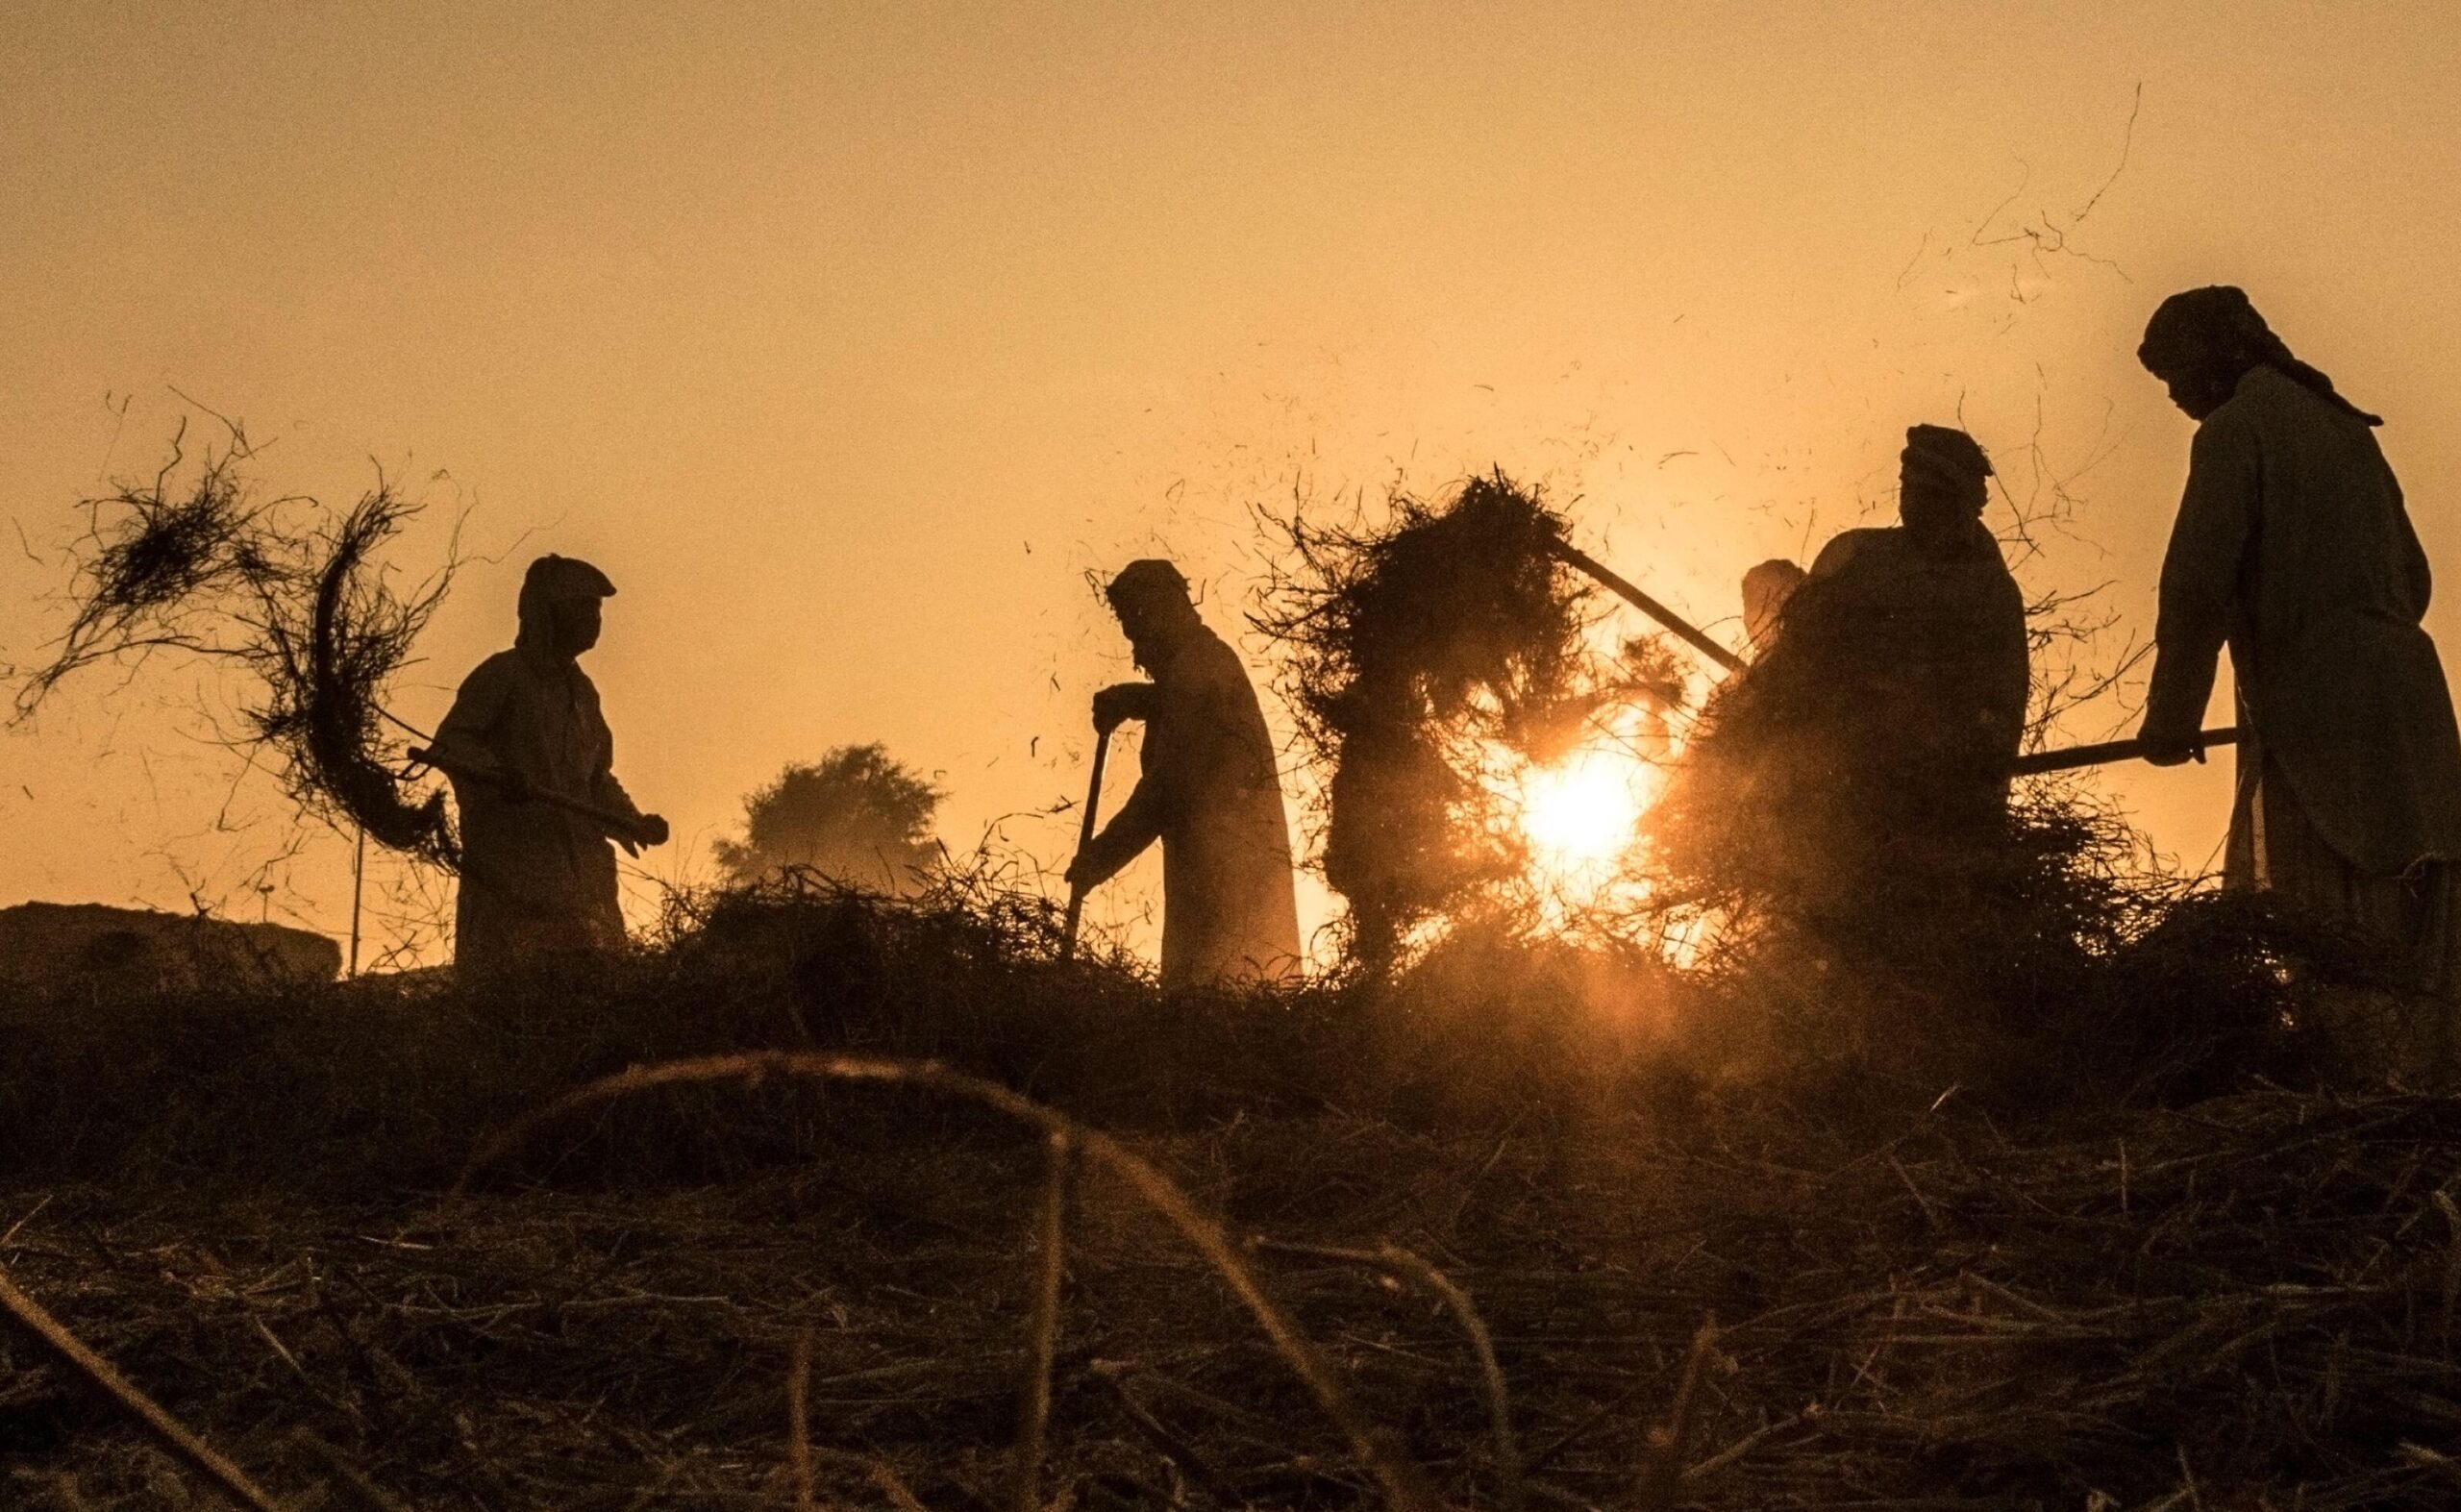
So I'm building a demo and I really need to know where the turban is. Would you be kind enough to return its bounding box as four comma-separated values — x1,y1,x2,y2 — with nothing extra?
1901,424,1993,509
2139,285,2380,426
1105,558,1192,611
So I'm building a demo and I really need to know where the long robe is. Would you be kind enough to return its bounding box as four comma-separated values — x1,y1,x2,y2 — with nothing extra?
2143,364,2461,1075
1078,626,1302,988
1655,516,2028,936
430,643,646,974
1796,518,2031,827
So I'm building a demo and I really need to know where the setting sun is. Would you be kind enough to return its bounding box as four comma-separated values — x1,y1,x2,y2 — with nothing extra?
1519,748,1649,868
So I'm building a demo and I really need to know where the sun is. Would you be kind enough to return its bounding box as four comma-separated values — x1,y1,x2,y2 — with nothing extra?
1460,704,1675,930
1516,746,1650,871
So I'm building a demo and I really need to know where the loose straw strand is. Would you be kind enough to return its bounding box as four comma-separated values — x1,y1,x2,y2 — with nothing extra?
0,1263,290,1512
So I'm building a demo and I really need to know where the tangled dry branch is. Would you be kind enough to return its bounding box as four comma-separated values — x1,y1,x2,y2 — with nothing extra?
13,427,460,868
1253,472,1608,964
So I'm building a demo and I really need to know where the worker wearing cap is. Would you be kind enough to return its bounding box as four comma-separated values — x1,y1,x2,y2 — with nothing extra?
1065,559,1303,988
429,554,668,975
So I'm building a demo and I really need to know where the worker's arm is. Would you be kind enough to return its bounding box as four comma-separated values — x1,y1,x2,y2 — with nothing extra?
1093,682,1160,733
1066,681,1192,888
589,725,668,853
2139,413,2259,764
1067,781,1167,889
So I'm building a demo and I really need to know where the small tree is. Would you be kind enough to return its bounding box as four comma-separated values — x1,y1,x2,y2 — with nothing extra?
714,744,944,892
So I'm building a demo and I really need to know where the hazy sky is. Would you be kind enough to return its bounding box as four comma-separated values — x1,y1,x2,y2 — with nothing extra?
6,2,2459,965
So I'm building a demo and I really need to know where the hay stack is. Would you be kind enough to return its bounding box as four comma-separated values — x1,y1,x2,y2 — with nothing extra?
1255,473,1600,965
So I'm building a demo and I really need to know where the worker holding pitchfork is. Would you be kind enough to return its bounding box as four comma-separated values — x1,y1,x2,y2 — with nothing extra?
425,555,669,977
1065,559,1302,988
2135,286,2461,1078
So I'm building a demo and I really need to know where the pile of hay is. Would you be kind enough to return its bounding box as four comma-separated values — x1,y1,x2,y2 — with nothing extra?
13,429,459,866
1255,473,1603,965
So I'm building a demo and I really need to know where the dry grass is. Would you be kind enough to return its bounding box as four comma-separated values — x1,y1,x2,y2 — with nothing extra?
1253,473,1605,966
9,1081,2461,1508
13,427,460,867
4,881,2453,1507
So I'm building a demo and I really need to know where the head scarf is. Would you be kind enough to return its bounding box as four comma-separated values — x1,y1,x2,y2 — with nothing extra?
1106,558,1193,612
1741,558,1807,649
1900,424,1993,512
2137,285,2381,426
516,555,616,649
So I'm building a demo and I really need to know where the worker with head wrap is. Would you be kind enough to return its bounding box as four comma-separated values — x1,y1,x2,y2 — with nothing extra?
2134,285,2461,1078
1660,425,2029,930
1790,423,2032,827
1064,559,1304,988
427,555,669,975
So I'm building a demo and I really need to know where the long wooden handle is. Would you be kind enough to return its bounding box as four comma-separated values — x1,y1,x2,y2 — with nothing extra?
2012,727,2242,776
409,746,642,834
1550,543,1748,675
1059,726,1113,962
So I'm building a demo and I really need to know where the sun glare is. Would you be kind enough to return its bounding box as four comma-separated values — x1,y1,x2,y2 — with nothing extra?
1520,749,1647,867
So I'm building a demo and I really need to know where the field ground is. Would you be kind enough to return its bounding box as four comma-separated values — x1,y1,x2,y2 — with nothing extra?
9,1078,2461,1510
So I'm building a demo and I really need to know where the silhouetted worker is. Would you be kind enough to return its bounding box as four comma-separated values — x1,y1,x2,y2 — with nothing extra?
1065,559,1303,988
1741,558,1807,655
429,555,668,975
1662,425,2029,926
1789,423,2030,827
2135,285,2461,1075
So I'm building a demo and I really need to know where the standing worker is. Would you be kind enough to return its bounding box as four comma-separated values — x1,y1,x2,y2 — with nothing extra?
428,555,669,975
1654,423,2030,965
1065,559,1303,988
2134,285,2461,1078
1790,422,2031,830
1687,426,2029,841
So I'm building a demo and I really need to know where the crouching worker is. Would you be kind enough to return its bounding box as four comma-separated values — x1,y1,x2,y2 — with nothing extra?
428,555,669,976
1065,559,1303,988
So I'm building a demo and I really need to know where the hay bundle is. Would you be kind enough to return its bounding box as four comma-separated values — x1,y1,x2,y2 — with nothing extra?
11,427,267,719
14,430,460,867
246,486,458,865
1255,473,1600,964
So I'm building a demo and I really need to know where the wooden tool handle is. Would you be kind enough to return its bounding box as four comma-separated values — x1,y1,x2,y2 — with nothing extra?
1550,543,1748,674
2011,727,2242,777
1059,725,1113,962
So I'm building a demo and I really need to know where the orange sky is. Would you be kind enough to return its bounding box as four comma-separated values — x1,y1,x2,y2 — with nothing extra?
6,2,2460,967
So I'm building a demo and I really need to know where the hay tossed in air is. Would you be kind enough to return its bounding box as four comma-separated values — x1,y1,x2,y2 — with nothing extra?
14,426,460,867
1254,472,1602,965
246,485,458,863
11,422,269,719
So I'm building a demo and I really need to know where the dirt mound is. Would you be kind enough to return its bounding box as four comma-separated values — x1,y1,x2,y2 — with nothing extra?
0,902,339,993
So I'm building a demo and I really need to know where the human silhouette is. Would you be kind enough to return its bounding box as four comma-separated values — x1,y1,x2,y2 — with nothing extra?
429,555,668,975
2135,285,2461,1075
1661,425,2029,926
1740,558,1807,655
1788,423,2030,826
1064,559,1303,988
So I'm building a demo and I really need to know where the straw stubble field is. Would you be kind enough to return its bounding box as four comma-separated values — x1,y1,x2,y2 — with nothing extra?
7,1010,2461,1510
